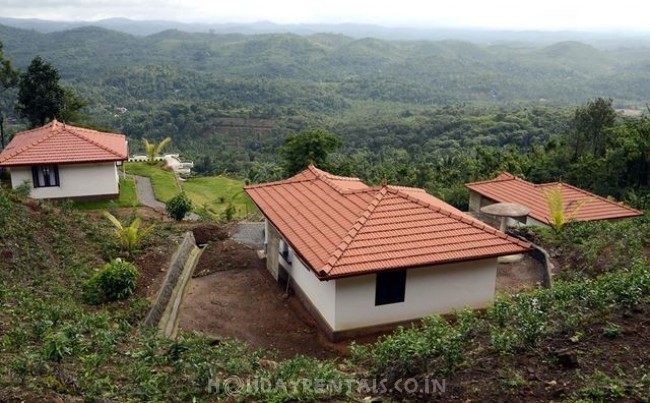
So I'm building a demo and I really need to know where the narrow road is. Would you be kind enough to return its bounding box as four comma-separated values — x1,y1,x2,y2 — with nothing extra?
133,175,166,210
120,171,166,210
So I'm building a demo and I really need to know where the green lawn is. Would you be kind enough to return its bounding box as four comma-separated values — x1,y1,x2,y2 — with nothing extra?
124,162,256,219
123,162,179,202
182,175,256,219
73,177,139,209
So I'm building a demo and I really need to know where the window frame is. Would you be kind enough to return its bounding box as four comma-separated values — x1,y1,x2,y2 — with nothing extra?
375,269,407,306
31,165,60,188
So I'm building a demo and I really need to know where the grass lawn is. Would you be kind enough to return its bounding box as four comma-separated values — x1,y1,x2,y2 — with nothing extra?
124,162,256,219
73,177,139,209
123,162,179,202
182,175,256,219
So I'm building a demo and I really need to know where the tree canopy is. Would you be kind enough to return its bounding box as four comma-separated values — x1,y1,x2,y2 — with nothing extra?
280,128,342,176
15,56,65,127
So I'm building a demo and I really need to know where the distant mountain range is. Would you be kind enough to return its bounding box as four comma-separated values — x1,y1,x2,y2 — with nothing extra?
2,16,650,48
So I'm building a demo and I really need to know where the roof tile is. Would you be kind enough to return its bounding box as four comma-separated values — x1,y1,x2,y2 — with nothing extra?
465,172,643,223
0,120,127,166
246,165,531,279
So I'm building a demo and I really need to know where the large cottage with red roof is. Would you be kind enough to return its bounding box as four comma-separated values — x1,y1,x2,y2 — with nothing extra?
245,165,531,340
0,120,128,200
465,172,643,227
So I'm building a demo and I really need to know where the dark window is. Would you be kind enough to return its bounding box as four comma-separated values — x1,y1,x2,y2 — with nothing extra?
375,270,407,306
279,239,291,263
31,165,60,188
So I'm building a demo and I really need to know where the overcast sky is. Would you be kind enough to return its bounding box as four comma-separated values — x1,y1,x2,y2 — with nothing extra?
1,0,649,31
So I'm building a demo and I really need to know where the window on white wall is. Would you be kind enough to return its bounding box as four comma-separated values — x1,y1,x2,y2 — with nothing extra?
31,165,60,188
279,239,291,263
375,270,406,305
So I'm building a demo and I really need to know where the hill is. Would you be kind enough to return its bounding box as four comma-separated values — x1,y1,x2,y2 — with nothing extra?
3,16,650,46
1,178,649,401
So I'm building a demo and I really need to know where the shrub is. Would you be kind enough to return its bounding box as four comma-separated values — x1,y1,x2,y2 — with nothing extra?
166,192,193,221
84,259,139,305
104,211,155,256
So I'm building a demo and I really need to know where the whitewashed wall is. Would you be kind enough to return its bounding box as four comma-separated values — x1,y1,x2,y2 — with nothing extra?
332,259,497,331
285,241,498,333
285,256,336,328
11,162,119,199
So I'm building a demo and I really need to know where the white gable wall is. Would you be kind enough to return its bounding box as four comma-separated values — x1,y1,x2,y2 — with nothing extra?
332,259,497,331
284,242,498,334
10,162,119,199
285,255,336,327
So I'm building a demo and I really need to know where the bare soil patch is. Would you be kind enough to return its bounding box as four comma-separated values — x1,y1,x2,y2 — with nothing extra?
179,242,358,359
191,223,231,245
495,254,545,294
193,240,260,277
133,239,175,299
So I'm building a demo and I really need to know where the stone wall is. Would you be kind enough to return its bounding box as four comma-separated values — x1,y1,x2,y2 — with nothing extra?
265,221,281,281
143,231,197,327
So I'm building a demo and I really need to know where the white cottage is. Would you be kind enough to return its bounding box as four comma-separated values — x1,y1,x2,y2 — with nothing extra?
0,119,128,200
245,165,531,340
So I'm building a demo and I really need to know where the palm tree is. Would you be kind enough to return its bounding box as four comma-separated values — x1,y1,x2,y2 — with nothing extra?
544,185,589,232
143,137,171,165
103,211,155,257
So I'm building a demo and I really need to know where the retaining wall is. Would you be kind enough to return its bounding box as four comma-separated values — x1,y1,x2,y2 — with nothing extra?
143,231,196,327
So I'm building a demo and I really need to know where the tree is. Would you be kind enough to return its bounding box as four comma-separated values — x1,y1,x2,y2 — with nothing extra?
0,41,19,149
143,137,172,164
15,56,65,127
569,97,617,159
59,88,89,123
166,192,192,221
280,128,342,176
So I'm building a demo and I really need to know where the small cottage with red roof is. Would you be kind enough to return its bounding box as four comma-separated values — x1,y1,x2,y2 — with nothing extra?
465,172,643,227
245,165,531,340
0,120,128,200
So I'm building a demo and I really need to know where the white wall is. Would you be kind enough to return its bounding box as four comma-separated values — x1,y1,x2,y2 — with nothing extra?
333,259,497,331
11,162,119,199
286,255,336,328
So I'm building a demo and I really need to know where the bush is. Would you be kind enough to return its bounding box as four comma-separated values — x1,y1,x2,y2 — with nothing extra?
166,192,193,221
84,259,139,305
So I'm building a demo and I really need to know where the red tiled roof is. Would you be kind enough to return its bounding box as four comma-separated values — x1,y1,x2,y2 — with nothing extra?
465,172,643,224
245,165,531,280
0,119,127,166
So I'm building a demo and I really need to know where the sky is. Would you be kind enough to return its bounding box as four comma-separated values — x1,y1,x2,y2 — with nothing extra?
1,0,649,31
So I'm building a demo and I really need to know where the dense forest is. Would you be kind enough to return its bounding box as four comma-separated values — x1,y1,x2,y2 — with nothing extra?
1,24,649,208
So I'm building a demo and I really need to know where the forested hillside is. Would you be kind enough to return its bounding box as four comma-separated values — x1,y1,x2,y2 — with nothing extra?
1,24,649,207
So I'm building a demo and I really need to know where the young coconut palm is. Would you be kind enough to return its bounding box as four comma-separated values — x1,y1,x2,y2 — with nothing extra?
103,211,155,257
143,137,171,165
544,185,589,232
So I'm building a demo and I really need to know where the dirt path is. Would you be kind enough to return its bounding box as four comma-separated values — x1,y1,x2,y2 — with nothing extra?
179,256,344,359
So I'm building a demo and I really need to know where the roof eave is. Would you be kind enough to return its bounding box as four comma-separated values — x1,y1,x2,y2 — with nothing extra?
0,156,127,167
316,246,534,281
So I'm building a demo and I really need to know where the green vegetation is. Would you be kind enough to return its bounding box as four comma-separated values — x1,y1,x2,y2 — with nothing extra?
280,128,342,176
73,177,138,209
0,190,352,401
14,55,86,127
181,175,256,219
165,192,192,221
123,162,179,202
143,136,171,164
83,259,139,304
103,211,155,257
125,162,255,219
